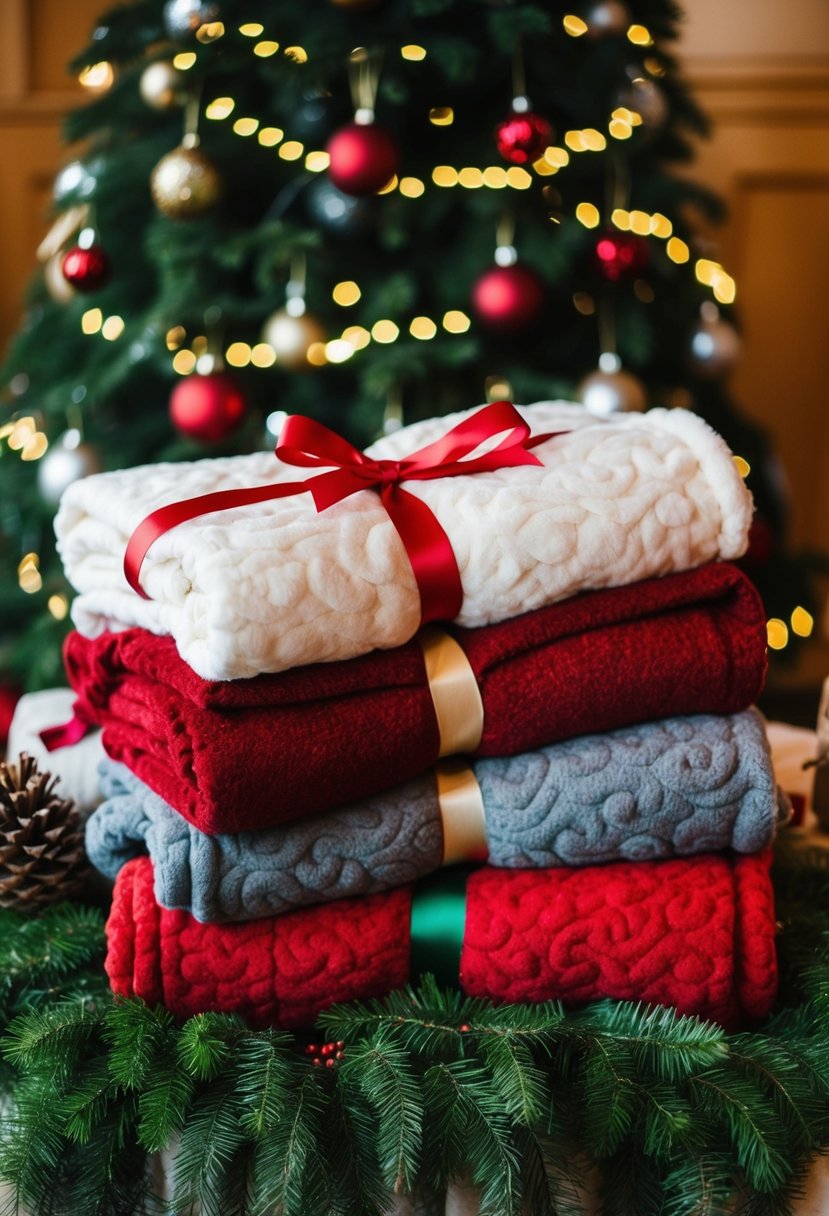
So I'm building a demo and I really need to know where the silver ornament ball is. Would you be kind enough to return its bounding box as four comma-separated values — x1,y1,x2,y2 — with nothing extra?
162,0,220,40
585,0,631,37
578,368,648,415
140,60,185,109
37,430,102,507
689,317,741,379
53,160,96,203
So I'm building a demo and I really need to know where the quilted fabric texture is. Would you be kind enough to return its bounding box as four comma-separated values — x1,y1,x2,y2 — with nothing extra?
88,709,781,922
462,853,778,1029
61,563,767,833
56,401,752,680
106,852,777,1029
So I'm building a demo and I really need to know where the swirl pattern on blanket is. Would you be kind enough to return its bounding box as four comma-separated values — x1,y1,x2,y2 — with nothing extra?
56,402,752,680
86,709,778,923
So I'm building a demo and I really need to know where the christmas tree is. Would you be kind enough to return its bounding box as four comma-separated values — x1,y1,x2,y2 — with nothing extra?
0,0,811,695
4,9,829,1212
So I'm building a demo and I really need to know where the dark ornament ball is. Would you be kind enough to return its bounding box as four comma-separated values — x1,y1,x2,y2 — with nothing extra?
290,90,347,142
593,229,650,281
305,176,376,236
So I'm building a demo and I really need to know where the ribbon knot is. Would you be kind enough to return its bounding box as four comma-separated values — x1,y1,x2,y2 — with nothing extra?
374,460,404,491
124,400,560,627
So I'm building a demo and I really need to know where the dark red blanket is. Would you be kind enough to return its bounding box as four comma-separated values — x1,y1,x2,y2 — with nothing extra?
106,851,777,1030
64,563,766,834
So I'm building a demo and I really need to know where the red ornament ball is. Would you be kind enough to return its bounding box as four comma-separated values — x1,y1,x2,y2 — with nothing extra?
593,229,650,282
169,372,247,444
495,109,552,165
62,244,111,292
326,122,399,196
0,684,20,748
471,263,545,332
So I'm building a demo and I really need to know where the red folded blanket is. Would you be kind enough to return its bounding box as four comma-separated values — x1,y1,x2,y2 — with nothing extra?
64,563,766,834
107,851,777,1030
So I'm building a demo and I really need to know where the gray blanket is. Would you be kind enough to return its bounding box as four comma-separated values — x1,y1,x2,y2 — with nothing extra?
86,709,784,923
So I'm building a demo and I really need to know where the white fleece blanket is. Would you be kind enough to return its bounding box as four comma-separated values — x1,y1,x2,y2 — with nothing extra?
56,401,753,680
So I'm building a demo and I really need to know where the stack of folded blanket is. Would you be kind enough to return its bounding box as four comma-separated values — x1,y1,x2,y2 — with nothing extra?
50,400,780,1030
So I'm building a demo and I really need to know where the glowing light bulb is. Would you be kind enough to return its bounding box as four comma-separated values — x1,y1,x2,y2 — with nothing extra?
766,619,789,650
576,202,600,228
172,350,197,375
206,97,235,120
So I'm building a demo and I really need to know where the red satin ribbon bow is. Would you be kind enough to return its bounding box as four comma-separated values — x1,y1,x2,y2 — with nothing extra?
124,400,556,625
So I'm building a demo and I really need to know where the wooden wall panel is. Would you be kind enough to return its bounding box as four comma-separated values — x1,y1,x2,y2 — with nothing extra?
729,177,829,553
30,0,102,92
0,128,63,345
0,0,104,359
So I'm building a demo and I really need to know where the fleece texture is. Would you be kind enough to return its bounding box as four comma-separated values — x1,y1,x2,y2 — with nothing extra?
55,401,753,680
61,563,767,834
8,689,105,816
106,851,777,1030
88,709,782,922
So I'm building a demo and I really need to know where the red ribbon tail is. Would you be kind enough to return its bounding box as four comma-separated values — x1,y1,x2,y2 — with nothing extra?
383,486,464,624
123,480,312,597
39,713,92,752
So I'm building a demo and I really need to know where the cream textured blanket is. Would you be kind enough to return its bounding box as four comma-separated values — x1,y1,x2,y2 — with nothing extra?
56,401,752,680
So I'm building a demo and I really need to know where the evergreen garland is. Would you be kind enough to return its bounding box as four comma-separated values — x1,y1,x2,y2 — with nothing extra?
0,843,828,1215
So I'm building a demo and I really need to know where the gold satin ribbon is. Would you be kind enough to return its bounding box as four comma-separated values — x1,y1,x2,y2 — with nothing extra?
417,627,484,758
436,758,489,866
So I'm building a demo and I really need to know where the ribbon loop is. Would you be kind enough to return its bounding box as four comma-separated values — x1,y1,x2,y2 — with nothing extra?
417,628,484,757
436,760,489,866
124,401,560,628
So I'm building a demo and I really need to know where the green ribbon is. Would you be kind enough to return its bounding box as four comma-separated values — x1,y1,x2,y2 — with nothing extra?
409,867,469,988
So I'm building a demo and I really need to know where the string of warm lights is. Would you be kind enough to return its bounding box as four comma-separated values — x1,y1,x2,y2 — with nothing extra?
768,609,815,650
562,14,654,45
163,307,472,375
574,205,737,301
0,416,48,461
75,24,737,379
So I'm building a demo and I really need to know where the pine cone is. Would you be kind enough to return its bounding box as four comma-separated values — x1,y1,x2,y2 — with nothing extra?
0,753,89,909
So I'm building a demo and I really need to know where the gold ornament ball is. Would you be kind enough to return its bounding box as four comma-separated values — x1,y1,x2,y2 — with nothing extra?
577,368,647,415
263,309,326,371
44,252,76,304
150,144,222,219
140,60,184,110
